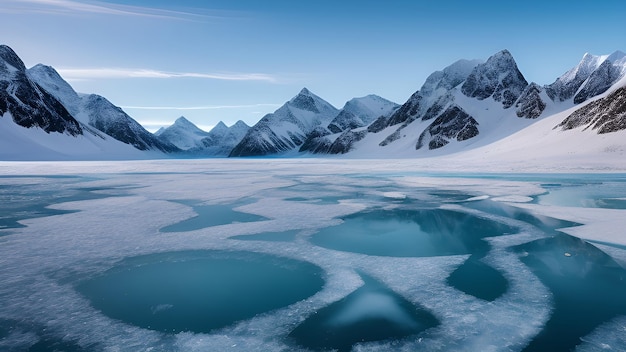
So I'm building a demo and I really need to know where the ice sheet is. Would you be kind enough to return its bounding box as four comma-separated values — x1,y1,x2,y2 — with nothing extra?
1,160,625,351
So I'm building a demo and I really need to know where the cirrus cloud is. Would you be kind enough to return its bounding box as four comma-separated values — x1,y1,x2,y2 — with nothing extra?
57,67,279,83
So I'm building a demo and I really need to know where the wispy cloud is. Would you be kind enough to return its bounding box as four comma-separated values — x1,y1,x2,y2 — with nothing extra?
57,68,278,83
121,104,281,111
1,0,211,20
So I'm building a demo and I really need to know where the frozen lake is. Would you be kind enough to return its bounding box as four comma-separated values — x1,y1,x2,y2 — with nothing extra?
1,159,626,351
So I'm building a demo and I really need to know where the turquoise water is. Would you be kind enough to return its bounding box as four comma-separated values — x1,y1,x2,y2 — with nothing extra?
2,171,626,351
310,208,518,257
160,200,268,232
515,234,626,352
77,250,324,334
0,176,119,232
289,274,439,352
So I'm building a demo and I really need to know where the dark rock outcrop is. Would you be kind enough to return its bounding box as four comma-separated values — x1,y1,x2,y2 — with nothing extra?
461,50,528,108
416,106,479,150
558,87,626,134
516,83,546,119
0,45,82,135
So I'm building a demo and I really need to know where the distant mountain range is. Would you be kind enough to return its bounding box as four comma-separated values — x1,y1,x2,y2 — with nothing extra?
156,117,250,157
1,44,625,161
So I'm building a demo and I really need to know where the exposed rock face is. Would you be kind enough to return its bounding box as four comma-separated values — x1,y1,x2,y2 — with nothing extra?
545,53,604,102
416,106,478,150
81,94,179,152
383,59,480,129
0,45,82,135
545,51,626,105
230,88,338,156
461,50,528,108
328,130,368,154
326,95,398,133
298,127,332,153
27,62,178,152
573,51,626,104
516,83,546,119
299,95,398,154
373,59,481,148
558,87,626,134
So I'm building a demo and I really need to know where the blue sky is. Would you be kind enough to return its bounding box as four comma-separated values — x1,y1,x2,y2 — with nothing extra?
2,0,625,132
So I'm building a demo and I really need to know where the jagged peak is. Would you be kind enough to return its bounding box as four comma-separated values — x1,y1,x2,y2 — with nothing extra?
209,121,229,134
214,121,228,128
299,87,312,95
232,120,249,128
485,49,518,67
0,44,26,71
606,50,626,63
173,116,194,126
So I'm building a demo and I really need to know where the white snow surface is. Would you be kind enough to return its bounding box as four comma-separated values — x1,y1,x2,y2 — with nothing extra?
340,94,399,123
153,116,210,150
0,112,152,160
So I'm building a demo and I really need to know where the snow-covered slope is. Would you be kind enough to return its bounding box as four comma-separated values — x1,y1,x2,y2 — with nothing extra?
439,77,626,170
323,49,626,159
229,88,339,156
193,120,250,156
0,111,151,160
327,95,399,133
0,45,82,136
27,64,179,153
299,95,399,154
557,85,626,134
545,51,626,104
155,116,210,150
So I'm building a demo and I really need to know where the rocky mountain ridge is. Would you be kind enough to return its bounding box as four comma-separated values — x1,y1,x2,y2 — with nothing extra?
2,44,626,160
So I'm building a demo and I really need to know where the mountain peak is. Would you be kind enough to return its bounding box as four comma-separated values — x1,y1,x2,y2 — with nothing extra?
299,87,312,95
607,50,626,62
214,121,228,129
0,45,26,72
461,49,528,108
173,116,194,127
232,120,249,129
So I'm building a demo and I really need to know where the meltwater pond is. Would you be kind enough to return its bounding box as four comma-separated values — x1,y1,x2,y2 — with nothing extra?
1,164,626,352
77,250,324,334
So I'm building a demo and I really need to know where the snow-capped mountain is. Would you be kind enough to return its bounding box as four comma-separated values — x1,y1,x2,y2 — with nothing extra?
0,45,82,136
327,95,399,133
299,95,399,154
460,50,528,108
3,42,626,162
0,45,158,160
27,64,179,153
545,51,626,104
298,49,626,157
229,88,339,156
155,116,210,150
192,120,250,156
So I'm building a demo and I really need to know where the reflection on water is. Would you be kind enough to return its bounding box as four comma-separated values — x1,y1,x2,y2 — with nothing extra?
466,199,580,233
310,208,517,257
515,234,626,351
537,181,626,209
446,254,509,301
77,250,324,334
289,274,438,352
